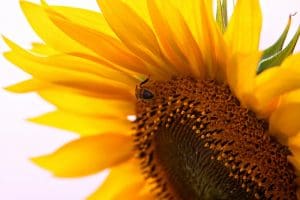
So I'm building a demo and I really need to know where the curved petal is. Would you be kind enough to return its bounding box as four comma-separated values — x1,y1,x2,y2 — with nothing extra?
253,68,300,112
97,0,170,77
88,160,149,200
3,38,134,99
225,0,262,53
8,37,139,86
38,88,135,118
44,3,116,38
29,111,133,136
147,0,205,78
20,1,92,54
43,8,150,76
32,134,133,177
171,0,228,80
115,0,152,29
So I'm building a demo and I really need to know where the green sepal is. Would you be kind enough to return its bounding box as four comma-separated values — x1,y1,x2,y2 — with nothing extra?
257,25,300,74
216,0,228,33
262,16,292,60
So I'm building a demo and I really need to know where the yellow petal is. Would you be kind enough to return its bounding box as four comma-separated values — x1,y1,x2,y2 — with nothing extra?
281,53,300,70
227,52,262,106
5,79,51,93
29,111,132,136
38,88,135,118
280,89,300,105
44,7,149,76
253,54,300,112
171,0,227,80
147,0,205,78
44,3,116,38
20,1,92,54
225,0,262,53
270,104,300,140
116,0,152,29
253,67,300,111
97,0,170,77
3,38,134,99
30,43,58,55
88,160,146,200
42,53,138,86
113,182,154,200
32,134,133,177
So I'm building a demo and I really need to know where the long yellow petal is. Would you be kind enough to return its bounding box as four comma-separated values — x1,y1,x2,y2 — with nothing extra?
20,1,92,54
88,160,146,200
44,7,150,76
5,79,51,93
3,38,134,100
32,134,133,177
173,0,227,80
147,0,205,78
38,88,135,118
225,0,262,53
29,111,132,136
97,0,170,77
44,3,116,38
116,0,152,29
9,37,138,86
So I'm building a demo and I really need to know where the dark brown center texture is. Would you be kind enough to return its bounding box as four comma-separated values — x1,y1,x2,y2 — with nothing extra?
134,77,297,200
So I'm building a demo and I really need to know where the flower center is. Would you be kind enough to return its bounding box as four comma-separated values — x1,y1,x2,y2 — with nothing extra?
134,77,297,199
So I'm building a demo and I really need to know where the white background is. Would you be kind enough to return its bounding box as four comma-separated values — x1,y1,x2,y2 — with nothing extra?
0,0,299,199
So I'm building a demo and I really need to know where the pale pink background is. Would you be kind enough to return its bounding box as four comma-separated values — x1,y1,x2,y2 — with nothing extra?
0,0,299,199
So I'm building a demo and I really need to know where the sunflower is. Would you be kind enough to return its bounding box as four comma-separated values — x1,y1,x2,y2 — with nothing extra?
3,0,300,199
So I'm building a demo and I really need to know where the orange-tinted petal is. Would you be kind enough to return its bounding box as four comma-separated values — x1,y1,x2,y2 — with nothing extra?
170,0,227,80
148,0,205,78
44,8,149,76
98,0,170,77
113,182,154,200
88,160,146,200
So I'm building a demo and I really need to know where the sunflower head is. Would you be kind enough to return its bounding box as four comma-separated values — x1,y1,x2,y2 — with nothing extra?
3,0,300,199
134,77,297,199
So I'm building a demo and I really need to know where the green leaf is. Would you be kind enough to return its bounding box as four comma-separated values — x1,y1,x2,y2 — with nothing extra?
216,0,228,33
257,25,300,74
262,16,292,60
